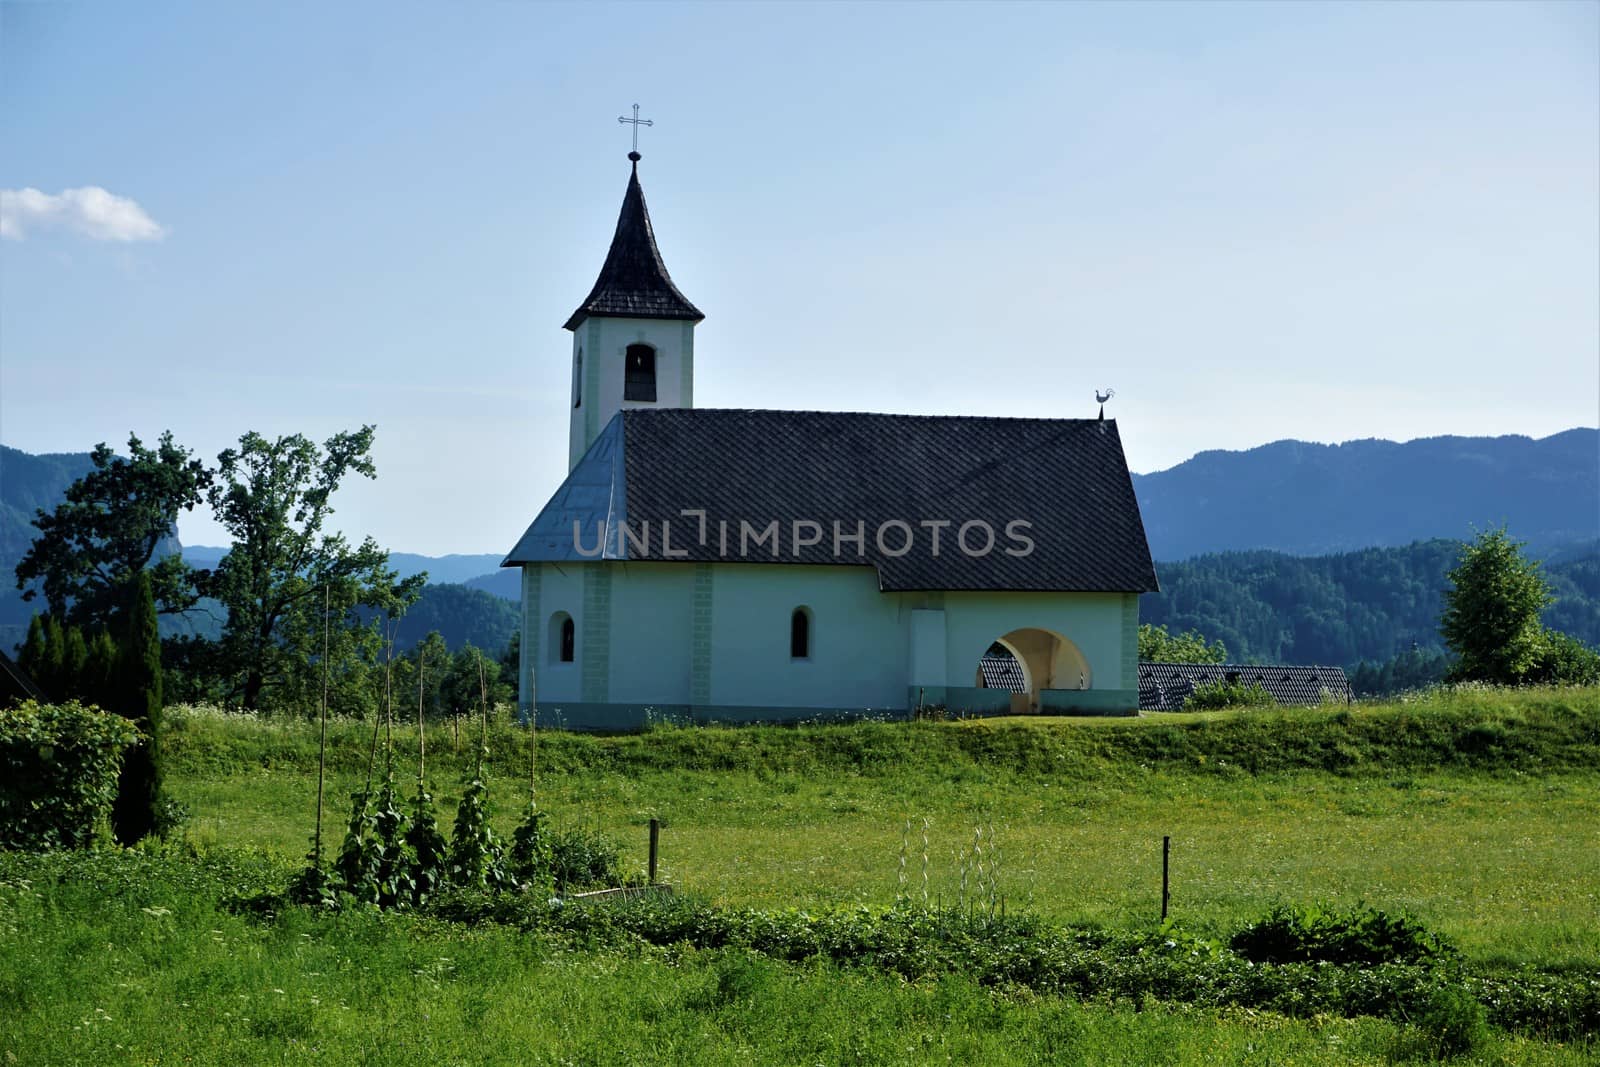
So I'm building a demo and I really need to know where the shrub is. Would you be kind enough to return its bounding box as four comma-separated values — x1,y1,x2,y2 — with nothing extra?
0,700,140,850
549,826,626,891
1183,680,1275,711
1528,630,1600,686
1230,903,1455,966
1414,984,1490,1058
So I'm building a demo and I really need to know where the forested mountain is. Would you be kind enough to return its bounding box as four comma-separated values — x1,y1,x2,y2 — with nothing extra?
384,584,517,654
1143,539,1600,671
465,569,519,601
1133,429,1597,560
0,446,97,649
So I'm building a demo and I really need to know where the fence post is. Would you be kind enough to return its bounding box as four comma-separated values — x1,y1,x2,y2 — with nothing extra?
1161,835,1171,922
648,818,660,884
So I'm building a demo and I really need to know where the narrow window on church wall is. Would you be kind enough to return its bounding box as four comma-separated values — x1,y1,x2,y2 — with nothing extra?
574,348,583,408
624,343,657,402
550,612,575,664
790,608,810,660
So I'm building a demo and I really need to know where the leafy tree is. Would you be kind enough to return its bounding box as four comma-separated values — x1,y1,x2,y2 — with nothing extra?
1138,622,1227,664
410,631,451,720
14,432,210,628
441,643,511,718
1441,529,1552,684
111,570,163,843
203,427,423,710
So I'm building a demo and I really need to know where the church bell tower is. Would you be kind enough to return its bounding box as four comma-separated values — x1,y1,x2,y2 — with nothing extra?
564,148,704,470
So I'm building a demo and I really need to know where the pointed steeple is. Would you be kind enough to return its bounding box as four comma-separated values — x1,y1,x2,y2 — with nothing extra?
563,153,704,331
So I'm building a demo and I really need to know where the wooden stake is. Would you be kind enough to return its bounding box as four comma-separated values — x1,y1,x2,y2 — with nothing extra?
648,818,660,884
313,584,330,864
1161,835,1171,922
416,643,427,783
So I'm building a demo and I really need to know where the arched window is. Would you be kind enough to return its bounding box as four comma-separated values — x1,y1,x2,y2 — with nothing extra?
624,343,657,402
573,348,583,408
790,607,811,660
549,612,575,664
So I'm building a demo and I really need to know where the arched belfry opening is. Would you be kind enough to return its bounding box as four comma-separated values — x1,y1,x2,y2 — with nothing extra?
624,343,657,402
975,628,1090,712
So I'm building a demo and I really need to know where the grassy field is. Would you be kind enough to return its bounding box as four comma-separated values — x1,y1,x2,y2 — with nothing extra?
4,686,1599,1063
169,687,1600,968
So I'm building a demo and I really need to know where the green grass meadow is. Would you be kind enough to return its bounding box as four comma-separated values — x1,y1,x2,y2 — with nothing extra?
4,686,1598,1064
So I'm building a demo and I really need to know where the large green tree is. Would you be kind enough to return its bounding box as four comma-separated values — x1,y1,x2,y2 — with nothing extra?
14,432,211,628
203,427,423,710
1441,528,1552,684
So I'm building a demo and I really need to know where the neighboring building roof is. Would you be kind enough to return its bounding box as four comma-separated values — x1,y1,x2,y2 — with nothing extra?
505,408,1160,594
978,644,1028,692
0,649,48,707
1138,662,1351,710
564,155,705,331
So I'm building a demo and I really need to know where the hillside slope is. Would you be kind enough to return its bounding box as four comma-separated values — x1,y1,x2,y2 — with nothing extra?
1143,539,1600,669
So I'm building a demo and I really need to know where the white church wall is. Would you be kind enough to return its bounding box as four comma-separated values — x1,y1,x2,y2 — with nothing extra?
707,563,906,712
607,562,696,706
907,609,948,687
531,563,586,703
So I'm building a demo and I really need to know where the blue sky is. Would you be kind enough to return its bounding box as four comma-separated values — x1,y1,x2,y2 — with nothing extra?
3,1,1596,556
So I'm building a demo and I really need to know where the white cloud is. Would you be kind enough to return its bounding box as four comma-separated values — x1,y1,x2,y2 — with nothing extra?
0,186,165,242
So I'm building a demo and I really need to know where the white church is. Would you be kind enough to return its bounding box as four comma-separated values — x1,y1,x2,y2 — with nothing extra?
504,149,1159,729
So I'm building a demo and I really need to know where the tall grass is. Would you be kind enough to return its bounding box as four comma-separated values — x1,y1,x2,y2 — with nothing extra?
2,849,1593,1066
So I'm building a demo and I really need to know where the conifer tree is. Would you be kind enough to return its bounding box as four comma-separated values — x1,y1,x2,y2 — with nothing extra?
111,571,164,843
62,626,89,687
40,615,66,695
84,631,121,710
18,615,52,695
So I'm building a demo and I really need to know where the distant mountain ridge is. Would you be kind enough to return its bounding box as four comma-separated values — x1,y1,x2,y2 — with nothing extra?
1133,429,1598,560
177,546,502,587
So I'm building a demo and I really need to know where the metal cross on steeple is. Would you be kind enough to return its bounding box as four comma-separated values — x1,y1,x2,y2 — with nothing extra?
618,103,653,154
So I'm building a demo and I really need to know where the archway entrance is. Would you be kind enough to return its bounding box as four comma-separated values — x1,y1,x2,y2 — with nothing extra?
974,628,1091,713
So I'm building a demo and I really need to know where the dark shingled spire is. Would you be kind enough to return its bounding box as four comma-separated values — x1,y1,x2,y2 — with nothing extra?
564,155,704,331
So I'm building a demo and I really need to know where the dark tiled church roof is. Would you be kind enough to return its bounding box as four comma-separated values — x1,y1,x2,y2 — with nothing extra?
563,157,704,331
505,408,1160,594
1138,662,1351,710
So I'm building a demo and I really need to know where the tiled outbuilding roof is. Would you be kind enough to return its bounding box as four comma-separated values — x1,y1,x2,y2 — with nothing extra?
564,157,704,331
505,408,1160,594
1138,662,1351,710
978,644,1029,692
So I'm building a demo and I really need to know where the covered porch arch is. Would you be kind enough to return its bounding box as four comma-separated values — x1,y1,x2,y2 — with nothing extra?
974,627,1091,713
